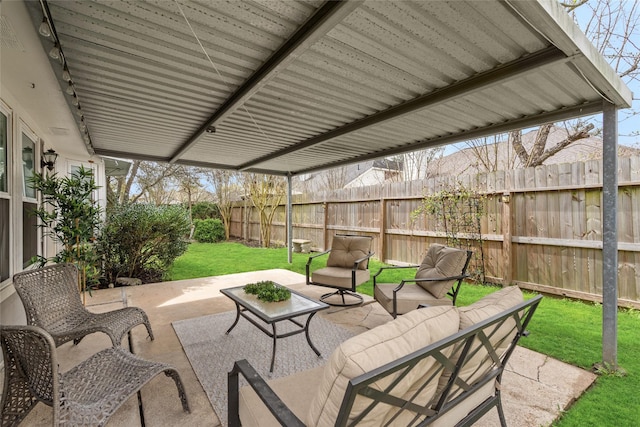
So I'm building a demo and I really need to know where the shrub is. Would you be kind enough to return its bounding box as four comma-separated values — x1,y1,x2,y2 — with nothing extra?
193,218,226,243
29,166,102,290
191,201,220,220
99,204,190,284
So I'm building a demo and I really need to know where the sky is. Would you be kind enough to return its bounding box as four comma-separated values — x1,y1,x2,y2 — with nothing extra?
572,2,638,147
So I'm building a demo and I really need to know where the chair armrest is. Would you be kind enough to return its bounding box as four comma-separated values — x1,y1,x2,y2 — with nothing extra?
351,251,375,270
228,359,305,427
373,265,419,285
306,250,331,285
306,250,331,265
410,273,469,284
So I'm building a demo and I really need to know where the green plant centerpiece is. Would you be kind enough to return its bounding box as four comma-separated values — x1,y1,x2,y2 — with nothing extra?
244,280,291,302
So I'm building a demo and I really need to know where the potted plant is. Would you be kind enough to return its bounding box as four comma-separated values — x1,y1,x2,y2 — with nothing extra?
29,166,101,300
243,280,291,302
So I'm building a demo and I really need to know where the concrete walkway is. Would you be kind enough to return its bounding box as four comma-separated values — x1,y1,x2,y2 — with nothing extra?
15,270,596,426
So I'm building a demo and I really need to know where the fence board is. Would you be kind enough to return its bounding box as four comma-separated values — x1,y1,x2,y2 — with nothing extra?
226,156,640,306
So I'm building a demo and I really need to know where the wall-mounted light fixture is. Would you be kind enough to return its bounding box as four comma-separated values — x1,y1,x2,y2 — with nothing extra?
41,148,58,171
501,193,510,203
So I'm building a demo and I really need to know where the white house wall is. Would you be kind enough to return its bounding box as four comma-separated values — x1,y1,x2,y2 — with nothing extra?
1,0,105,330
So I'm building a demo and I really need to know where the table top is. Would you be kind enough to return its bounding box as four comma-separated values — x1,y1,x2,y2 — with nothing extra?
221,284,328,323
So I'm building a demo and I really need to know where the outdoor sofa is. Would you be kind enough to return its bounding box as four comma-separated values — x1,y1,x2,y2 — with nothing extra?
229,286,541,426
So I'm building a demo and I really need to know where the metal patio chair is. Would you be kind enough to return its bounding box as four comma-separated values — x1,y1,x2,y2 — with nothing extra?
12,263,153,348
306,234,374,306
0,325,190,426
374,244,472,318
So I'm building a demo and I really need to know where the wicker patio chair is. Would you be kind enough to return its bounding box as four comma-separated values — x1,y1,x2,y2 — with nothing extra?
0,324,190,427
12,263,153,348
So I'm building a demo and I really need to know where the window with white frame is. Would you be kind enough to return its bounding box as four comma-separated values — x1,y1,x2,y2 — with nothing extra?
21,124,38,268
0,106,9,282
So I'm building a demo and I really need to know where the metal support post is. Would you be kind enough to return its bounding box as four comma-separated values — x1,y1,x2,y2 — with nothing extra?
601,101,618,368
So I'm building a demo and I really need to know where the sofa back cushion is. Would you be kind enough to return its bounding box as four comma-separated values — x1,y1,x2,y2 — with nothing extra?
327,235,372,270
415,244,468,298
306,305,460,427
436,286,525,400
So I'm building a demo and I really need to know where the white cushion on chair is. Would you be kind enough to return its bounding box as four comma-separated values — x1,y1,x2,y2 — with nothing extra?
306,305,460,426
312,267,370,289
326,235,371,270
415,244,467,298
374,283,452,316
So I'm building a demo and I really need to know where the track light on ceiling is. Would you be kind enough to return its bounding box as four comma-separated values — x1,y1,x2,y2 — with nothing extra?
62,67,71,82
71,95,79,106
39,17,51,37
206,125,216,133
49,42,61,60
66,81,75,96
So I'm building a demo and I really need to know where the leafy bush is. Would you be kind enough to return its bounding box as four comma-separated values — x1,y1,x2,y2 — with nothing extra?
29,166,102,290
193,218,225,243
244,281,291,302
191,201,220,220
99,204,190,284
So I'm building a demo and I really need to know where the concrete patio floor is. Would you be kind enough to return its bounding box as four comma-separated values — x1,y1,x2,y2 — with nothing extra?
13,270,597,426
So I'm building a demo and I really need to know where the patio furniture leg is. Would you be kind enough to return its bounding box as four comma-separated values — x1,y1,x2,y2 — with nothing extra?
304,312,322,358
270,323,277,373
225,303,241,335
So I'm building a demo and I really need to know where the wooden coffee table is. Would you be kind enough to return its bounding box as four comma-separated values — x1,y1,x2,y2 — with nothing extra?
220,284,329,372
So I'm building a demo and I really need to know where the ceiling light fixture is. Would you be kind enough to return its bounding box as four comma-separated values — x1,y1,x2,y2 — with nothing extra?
62,67,71,82
49,42,61,60
65,81,75,96
38,17,51,37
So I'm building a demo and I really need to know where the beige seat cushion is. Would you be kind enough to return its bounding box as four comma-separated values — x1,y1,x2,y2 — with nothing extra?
434,286,525,425
326,235,371,270
312,267,370,289
415,244,468,298
374,283,452,316
306,305,460,427
239,366,325,427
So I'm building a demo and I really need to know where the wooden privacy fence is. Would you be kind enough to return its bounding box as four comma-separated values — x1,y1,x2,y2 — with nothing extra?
229,156,640,309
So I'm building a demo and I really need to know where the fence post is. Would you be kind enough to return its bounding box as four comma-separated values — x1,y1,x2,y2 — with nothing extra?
379,198,386,262
323,202,328,250
502,192,512,286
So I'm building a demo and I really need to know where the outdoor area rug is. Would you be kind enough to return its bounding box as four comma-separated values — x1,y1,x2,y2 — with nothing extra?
172,310,355,426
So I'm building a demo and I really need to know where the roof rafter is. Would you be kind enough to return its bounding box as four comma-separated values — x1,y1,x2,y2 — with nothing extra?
169,0,363,164
237,46,572,171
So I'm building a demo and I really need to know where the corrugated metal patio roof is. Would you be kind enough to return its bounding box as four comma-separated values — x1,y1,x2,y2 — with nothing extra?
26,0,632,176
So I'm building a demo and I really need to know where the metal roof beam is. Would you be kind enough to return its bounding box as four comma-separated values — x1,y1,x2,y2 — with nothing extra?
292,100,604,175
169,0,362,164
238,46,570,171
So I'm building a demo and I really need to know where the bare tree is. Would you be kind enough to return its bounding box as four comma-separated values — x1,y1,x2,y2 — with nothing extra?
321,166,349,190
205,169,240,240
402,148,444,180
173,166,208,238
462,0,638,171
107,161,181,207
242,173,286,247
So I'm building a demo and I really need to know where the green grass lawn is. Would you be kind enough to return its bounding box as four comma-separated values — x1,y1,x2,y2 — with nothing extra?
169,242,640,426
